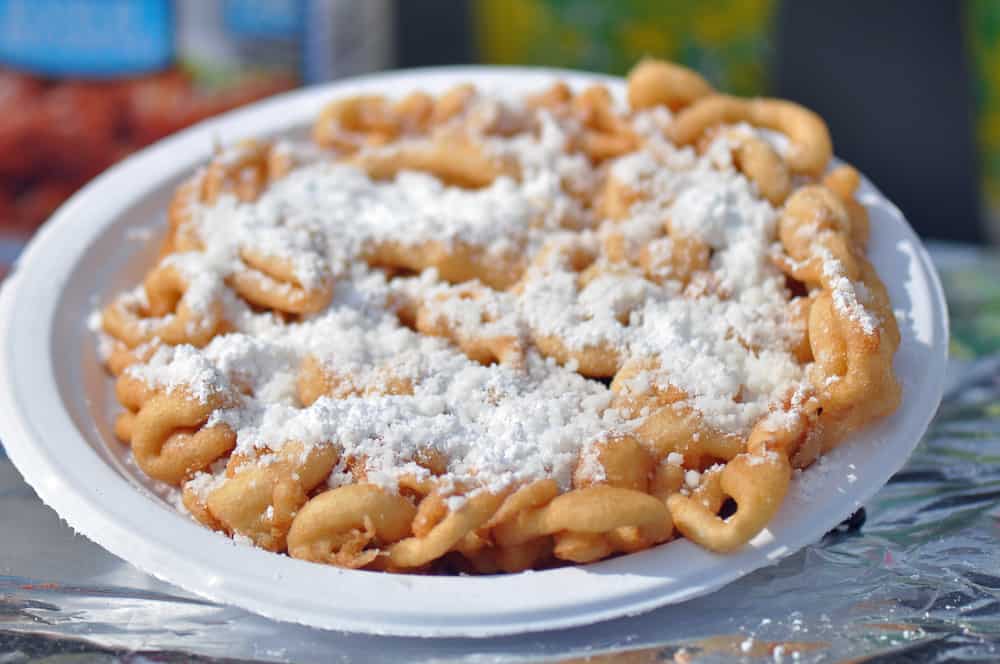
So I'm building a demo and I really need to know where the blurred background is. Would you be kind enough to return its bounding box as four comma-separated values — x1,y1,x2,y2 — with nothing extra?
0,0,996,276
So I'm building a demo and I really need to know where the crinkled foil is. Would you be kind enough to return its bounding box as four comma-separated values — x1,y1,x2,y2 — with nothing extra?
2,245,999,663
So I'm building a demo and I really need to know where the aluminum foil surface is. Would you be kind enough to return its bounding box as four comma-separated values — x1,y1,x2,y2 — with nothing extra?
1,245,998,663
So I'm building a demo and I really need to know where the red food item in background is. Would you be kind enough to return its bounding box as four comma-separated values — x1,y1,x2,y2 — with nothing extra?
0,69,43,110
0,66,297,237
122,70,197,145
36,82,124,181
0,70,45,178
124,71,297,144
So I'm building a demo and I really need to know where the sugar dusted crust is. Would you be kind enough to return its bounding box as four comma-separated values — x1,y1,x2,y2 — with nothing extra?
93,59,901,574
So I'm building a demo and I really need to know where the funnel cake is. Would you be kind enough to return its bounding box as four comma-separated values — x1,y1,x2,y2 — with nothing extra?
92,59,900,573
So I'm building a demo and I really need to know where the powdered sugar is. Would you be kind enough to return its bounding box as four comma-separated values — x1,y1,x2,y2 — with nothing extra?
95,83,889,513
207,341,621,494
128,344,229,403
630,295,804,433
817,245,879,335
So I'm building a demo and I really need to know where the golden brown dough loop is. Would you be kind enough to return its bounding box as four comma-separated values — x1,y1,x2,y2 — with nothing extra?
101,264,228,349
165,139,314,259
431,83,477,125
182,486,225,531
526,81,573,110
747,399,822,469
634,403,743,468
265,144,298,182
296,355,413,407
857,257,900,349
106,339,162,377
533,334,623,379
493,486,673,562
415,282,524,366
650,460,686,501
265,142,327,182
482,479,560,529
823,164,870,249
113,412,136,443
312,87,507,154
573,85,625,129
553,531,614,563
808,292,848,381
388,490,507,569
668,95,749,146
166,175,199,238
412,447,450,478
161,176,205,258
774,175,900,458
413,448,449,477
611,363,741,468
573,434,653,493
202,442,339,551
397,476,437,502
779,185,853,262
201,139,272,205
144,262,189,316
626,58,715,111
228,247,334,315
365,236,525,291
670,95,832,176
220,441,334,486
526,257,646,379
521,236,598,278
600,227,639,265
610,357,685,416
312,95,399,152
130,389,236,485
570,85,640,162
295,355,335,406
730,132,792,206
775,186,857,287
580,131,639,164
115,372,156,412
787,296,814,364
460,536,554,574
352,136,519,189
608,525,664,555
394,91,435,132
446,85,533,134
668,451,791,553
111,372,160,443
638,231,712,286
164,142,309,260
411,491,448,537
494,538,554,572
780,185,896,344
822,163,860,200
746,98,832,177
287,484,418,568
808,279,901,453
453,530,491,559
596,175,643,222
690,465,726,514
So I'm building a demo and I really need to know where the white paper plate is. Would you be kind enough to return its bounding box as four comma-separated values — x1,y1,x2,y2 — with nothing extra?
0,67,948,638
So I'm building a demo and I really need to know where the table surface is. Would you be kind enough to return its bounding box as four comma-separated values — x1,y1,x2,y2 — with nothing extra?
1,243,999,664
